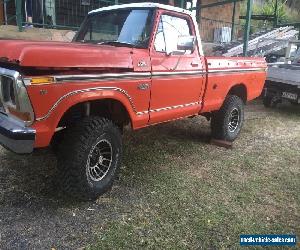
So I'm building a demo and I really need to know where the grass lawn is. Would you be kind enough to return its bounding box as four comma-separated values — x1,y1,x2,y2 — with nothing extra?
0,101,298,249
88,102,300,249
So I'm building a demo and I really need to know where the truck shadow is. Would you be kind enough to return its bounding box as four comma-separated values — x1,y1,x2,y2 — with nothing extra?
0,148,62,205
0,116,211,205
6,101,283,208
0,116,211,248
273,103,300,117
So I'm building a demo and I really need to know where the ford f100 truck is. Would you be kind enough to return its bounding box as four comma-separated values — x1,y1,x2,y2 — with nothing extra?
0,3,267,200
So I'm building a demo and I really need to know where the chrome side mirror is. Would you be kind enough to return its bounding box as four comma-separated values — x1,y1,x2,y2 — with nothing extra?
166,36,196,56
177,36,196,52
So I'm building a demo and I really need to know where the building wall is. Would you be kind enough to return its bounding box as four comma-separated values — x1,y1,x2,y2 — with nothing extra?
199,0,241,42
201,0,240,23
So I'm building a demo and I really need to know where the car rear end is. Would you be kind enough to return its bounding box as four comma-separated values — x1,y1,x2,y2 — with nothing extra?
264,64,300,105
0,67,36,153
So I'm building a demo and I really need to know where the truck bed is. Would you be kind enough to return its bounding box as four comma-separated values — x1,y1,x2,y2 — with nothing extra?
267,63,300,86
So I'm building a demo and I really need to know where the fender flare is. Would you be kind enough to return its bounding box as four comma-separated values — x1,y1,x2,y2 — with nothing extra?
32,88,138,147
36,87,137,124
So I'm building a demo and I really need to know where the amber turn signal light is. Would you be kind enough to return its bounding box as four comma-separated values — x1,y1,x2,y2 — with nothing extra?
30,77,55,85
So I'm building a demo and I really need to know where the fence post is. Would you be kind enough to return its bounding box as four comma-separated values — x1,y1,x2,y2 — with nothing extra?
180,0,184,8
196,0,201,24
4,0,8,24
15,0,23,31
231,0,236,41
273,0,278,28
243,0,253,56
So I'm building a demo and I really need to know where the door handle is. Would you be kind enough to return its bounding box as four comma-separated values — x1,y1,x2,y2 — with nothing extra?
191,62,199,67
137,83,150,90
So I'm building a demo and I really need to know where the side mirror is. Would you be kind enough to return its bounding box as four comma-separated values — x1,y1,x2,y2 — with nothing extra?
177,36,196,52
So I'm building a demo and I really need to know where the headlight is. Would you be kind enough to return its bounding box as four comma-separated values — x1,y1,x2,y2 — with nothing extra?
1,76,16,106
0,68,34,125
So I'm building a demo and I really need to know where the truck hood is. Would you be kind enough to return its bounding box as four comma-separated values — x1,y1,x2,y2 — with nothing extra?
0,40,133,69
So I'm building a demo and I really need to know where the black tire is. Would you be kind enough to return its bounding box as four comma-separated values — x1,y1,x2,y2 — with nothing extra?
51,129,65,153
290,101,298,106
263,96,273,108
57,117,122,201
211,95,244,142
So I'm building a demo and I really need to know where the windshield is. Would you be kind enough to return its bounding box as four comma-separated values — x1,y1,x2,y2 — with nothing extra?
74,9,154,48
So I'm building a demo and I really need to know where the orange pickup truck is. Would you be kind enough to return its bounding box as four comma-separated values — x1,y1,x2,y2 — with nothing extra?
0,3,267,200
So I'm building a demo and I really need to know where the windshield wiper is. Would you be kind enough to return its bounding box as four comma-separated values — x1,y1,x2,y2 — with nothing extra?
98,41,141,48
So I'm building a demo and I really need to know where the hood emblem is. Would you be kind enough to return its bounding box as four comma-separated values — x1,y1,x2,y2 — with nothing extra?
138,60,147,67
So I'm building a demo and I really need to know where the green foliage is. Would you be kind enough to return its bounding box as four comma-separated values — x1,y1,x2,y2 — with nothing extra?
241,0,300,24
258,0,288,22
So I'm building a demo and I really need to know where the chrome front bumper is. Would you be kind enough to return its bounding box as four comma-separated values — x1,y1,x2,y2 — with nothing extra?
0,112,35,154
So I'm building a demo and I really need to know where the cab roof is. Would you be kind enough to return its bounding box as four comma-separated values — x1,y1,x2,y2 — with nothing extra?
89,2,192,16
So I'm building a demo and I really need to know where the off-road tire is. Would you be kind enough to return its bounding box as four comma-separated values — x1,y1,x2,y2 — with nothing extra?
57,117,122,201
290,101,298,106
263,95,282,108
263,96,273,108
211,95,244,142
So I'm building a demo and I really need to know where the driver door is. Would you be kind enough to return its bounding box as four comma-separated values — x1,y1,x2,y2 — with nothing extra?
149,12,205,124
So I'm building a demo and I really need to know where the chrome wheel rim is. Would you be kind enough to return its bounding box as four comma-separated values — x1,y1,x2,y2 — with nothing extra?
86,139,113,182
228,108,240,133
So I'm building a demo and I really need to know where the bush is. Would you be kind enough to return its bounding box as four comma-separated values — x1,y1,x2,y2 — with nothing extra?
241,0,300,27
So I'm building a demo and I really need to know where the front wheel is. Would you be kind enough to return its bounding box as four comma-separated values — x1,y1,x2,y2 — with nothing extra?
211,95,244,142
57,117,122,201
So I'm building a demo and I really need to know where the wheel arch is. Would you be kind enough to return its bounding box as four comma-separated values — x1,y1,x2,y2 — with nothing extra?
57,98,132,129
33,88,148,148
227,84,248,103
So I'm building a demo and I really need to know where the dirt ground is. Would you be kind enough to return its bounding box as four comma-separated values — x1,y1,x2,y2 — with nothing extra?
0,100,299,249
0,25,75,42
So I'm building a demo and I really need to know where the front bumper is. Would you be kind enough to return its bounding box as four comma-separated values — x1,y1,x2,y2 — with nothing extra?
0,112,35,154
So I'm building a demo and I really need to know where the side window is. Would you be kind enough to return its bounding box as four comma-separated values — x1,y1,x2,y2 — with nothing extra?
154,18,166,52
154,14,192,54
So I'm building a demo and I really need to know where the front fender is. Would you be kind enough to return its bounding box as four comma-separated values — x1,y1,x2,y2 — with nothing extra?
30,87,141,148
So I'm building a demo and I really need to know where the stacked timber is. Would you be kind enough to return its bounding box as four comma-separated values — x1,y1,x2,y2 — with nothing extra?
221,26,299,57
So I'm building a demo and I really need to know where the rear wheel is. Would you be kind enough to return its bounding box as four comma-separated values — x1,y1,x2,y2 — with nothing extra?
290,101,298,106
263,96,273,108
57,117,122,201
263,95,281,108
211,95,244,142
